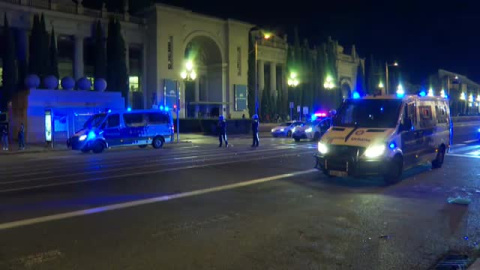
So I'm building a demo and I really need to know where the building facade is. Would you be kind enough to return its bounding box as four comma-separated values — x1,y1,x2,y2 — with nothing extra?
0,0,363,120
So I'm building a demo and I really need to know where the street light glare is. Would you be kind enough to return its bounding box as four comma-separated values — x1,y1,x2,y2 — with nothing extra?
180,71,187,79
263,33,272,40
393,62,399,66
186,61,193,71
378,82,384,88
190,71,197,80
291,72,297,79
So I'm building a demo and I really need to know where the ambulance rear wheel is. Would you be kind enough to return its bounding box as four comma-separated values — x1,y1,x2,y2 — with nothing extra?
432,146,446,169
384,155,403,185
152,137,164,149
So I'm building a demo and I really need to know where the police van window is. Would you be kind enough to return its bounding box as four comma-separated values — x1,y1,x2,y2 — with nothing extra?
419,105,434,128
107,114,120,128
436,105,447,123
407,103,416,125
123,113,145,127
147,112,169,124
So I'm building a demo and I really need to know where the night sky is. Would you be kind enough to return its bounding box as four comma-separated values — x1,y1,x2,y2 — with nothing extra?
156,0,480,84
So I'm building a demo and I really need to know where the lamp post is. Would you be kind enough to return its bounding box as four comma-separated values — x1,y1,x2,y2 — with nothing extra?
178,60,197,142
323,75,335,89
287,72,300,120
385,61,399,95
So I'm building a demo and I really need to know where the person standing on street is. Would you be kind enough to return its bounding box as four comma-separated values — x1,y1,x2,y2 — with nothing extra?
1,125,8,151
251,114,259,147
18,123,25,150
218,115,228,147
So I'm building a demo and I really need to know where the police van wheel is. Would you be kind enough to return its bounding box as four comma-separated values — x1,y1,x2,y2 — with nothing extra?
384,156,403,185
152,137,164,149
92,141,105,154
138,145,148,149
432,146,446,169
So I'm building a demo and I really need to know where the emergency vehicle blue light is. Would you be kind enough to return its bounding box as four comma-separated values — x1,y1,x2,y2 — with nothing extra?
311,115,317,121
389,142,396,149
127,107,132,112
380,107,384,112
87,131,96,140
396,92,405,98
419,91,427,97
352,91,360,99
477,128,480,133
165,106,169,111
107,109,112,113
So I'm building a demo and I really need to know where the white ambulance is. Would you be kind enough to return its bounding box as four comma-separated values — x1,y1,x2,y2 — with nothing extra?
315,95,451,184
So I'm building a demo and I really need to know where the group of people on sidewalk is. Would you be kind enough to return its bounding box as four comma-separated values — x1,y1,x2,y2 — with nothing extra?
1,123,25,151
217,115,260,148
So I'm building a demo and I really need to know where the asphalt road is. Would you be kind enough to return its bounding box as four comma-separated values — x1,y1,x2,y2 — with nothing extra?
1,123,480,269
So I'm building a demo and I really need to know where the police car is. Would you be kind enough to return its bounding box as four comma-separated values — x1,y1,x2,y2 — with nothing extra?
315,94,451,184
271,122,303,137
292,113,331,142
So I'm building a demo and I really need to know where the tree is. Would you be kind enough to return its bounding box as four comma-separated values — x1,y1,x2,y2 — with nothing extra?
39,14,49,78
94,21,107,79
47,27,59,79
1,14,16,110
107,18,129,106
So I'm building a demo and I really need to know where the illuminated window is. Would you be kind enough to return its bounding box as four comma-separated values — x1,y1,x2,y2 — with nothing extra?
168,36,173,70
129,76,140,92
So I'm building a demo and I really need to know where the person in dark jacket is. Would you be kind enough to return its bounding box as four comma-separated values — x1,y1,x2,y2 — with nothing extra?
18,123,25,150
1,125,8,151
251,114,259,147
218,115,228,147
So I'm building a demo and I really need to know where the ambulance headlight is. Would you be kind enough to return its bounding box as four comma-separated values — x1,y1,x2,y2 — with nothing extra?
280,128,284,132
318,142,328,154
305,127,313,133
78,135,87,141
364,144,386,158
271,129,275,132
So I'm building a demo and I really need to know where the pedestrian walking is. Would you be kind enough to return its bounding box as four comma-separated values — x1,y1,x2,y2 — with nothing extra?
1,124,8,151
18,123,25,150
251,114,259,147
218,115,228,147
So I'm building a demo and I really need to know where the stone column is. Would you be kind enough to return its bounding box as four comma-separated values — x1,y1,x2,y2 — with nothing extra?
195,78,200,118
74,35,84,80
270,62,277,97
258,60,264,95
281,64,288,98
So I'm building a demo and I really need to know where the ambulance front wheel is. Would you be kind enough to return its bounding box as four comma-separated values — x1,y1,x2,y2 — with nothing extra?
384,155,403,185
92,140,105,154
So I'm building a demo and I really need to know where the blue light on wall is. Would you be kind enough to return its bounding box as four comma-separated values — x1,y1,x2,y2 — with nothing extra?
419,91,427,97
127,107,132,112
352,91,360,99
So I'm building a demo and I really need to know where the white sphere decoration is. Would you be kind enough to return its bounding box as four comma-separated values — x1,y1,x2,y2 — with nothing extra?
61,76,75,90
94,78,107,92
43,75,58,90
77,77,91,91
24,74,40,89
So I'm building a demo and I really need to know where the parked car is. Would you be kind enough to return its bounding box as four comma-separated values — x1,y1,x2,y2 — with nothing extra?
271,122,303,137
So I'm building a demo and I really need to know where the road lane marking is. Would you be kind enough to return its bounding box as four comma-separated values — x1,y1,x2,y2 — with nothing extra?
447,153,480,159
0,147,313,182
0,152,315,193
0,169,316,230
174,156,198,160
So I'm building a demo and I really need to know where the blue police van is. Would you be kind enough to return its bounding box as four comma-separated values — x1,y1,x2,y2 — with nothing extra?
68,109,174,153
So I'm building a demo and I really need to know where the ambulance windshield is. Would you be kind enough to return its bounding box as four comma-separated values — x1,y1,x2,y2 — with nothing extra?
333,99,402,128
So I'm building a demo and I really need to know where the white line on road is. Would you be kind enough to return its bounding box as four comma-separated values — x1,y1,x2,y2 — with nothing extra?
0,169,316,231
447,153,480,159
0,151,314,193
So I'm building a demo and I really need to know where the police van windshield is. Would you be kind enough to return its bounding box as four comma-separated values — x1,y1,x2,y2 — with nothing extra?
83,113,107,129
333,99,402,128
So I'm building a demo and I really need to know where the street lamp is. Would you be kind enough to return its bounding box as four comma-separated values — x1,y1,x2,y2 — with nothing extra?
378,81,384,88
181,60,197,81
287,72,299,87
323,75,335,89
385,61,399,95
440,89,446,98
